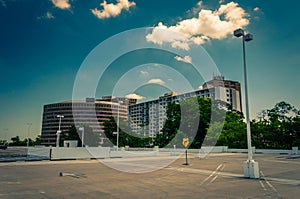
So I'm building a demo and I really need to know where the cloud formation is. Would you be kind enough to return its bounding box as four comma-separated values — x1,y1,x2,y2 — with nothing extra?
38,12,55,20
91,0,136,19
253,7,260,12
125,93,145,100
146,1,249,50
147,79,165,85
51,0,71,9
140,70,149,76
174,55,192,63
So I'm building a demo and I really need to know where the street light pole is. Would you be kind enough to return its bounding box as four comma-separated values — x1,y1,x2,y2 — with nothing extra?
56,115,64,147
117,104,119,151
234,28,260,179
241,31,253,162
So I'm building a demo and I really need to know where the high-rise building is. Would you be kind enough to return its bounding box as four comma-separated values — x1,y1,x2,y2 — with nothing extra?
41,97,136,146
129,77,241,137
202,75,242,111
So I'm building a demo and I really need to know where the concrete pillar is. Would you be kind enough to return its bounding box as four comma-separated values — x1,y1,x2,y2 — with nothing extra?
292,147,299,155
243,160,260,179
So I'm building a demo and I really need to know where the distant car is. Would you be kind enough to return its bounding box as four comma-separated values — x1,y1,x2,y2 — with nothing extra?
0,145,7,150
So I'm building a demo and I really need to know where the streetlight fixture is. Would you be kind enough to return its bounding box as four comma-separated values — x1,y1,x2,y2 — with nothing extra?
56,115,64,147
26,123,32,148
234,28,260,178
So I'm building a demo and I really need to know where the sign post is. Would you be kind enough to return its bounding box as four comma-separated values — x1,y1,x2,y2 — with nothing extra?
182,138,189,165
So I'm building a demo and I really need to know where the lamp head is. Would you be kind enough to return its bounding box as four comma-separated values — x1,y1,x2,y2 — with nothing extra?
244,33,253,42
234,29,244,37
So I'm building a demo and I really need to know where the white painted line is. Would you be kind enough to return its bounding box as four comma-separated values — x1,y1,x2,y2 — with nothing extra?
259,180,267,191
260,171,279,194
209,164,225,184
209,175,218,184
200,164,223,186
0,181,21,185
265,179,278,193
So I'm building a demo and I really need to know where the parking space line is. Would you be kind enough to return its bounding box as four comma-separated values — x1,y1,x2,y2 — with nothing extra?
209,164,225,184
200,164,224,186
259,180,267,191
261,171,278,193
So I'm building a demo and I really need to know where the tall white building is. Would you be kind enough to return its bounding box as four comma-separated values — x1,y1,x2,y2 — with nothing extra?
129,76,241,137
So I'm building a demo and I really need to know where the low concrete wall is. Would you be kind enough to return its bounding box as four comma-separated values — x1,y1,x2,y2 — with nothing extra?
50,147,158,160
46,146,300,161
228,148,251,153
28,147,51,159
159,146,228,153
0,146,51,161
51,147,93,160
86,147,110,159
227,147,299,155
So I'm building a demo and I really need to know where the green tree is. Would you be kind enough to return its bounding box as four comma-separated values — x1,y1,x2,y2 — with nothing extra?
103,117,153,147
251,101,300,149
60,125,81,147
60,125,99,147
33,135,41,145
216,111,247,148
9,136,27,146
158,97,225,149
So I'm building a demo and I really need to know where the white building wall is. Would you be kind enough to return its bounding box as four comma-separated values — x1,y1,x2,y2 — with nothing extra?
129,84,242,137
230,89,241,112
214,87,228,102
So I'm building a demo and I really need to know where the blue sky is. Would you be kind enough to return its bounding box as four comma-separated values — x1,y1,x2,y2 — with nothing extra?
1,0,300,140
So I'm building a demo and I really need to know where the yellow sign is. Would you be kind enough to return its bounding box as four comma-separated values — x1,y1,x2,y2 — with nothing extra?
182,138,189,148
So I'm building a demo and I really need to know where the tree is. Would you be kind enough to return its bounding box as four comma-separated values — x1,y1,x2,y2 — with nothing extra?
251,101,300,149
33,135,41,145
82,126,99,147
156,102,181,147
158,97,225,149
9,136,26,146
60,125,81,147
0,140,8,146
103,117,153,147
60,125,99,147
216,111,247,148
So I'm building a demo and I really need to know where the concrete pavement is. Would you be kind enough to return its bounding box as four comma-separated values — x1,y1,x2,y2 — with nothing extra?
0,153,299,198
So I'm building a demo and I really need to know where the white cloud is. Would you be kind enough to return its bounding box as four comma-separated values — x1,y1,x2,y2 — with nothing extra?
91,0,136,19
51,0,71,9
253,7,260,12
140,70,149,76
38,12,55,20
125,93,145,100
46,12,55,19
197,1,203,7
147,78,165,85
174,55,192,64
146,1,249,50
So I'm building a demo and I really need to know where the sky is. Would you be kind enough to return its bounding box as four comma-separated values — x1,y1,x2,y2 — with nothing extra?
1,0,300,140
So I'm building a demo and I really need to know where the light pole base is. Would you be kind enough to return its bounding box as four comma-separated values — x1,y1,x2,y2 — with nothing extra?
243,160,260,179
